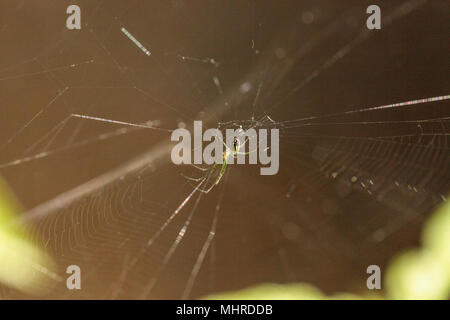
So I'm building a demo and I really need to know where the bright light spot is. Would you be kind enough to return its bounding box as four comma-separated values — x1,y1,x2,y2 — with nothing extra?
240,82,252,93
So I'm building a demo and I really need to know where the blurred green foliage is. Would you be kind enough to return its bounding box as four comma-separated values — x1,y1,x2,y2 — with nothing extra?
206,283,376,300
0,177,54,294
206,200,450,300
386,200,450,299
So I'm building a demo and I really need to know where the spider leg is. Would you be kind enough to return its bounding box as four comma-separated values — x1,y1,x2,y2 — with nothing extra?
181,174,206,182
195,175,217,193
189,164,209,171
234,149,257,156
195,162,227,194
232,134,262,157
182,165,213,190
215,161,228,185
182,163,217,182
204,161,228,193
196,184,216,194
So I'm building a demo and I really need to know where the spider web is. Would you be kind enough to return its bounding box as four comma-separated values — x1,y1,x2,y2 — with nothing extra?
0,0,448,299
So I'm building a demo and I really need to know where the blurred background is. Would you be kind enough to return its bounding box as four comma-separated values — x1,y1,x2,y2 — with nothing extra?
0,0,448,299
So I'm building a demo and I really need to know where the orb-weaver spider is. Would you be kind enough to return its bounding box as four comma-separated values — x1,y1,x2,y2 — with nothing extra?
183,136,251,193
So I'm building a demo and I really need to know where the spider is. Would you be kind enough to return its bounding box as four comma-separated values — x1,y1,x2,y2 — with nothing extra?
183,137,250,193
